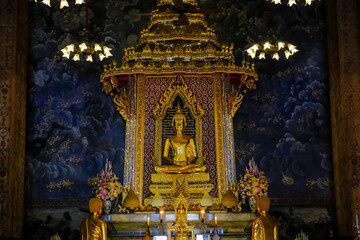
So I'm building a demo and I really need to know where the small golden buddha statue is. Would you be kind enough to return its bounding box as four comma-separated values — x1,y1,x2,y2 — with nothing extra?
154,103,206,174
81,198,108,240
174,203,189,240
252,196,279,240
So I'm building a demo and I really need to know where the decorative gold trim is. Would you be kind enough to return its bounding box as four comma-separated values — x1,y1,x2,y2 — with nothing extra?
157,0,198,7
213,74,226,198
153,75,204,119
134,74,146,205
149,184,214,195
113,89,131,120
148,172,214,199
228,85,245,118
151,172,210,183
152,74,205,165
143,197,221,206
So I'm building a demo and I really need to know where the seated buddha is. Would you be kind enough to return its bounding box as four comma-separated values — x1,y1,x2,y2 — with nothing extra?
81,198,107,240
252,196,279,240
154,104,206,174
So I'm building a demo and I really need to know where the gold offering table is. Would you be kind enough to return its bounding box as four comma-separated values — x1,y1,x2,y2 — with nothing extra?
103,212,255,240
145,172,215,205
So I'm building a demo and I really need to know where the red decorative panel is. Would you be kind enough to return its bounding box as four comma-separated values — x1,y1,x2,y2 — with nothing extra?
185,76,217,196
143,75,217,197
144,76,171,197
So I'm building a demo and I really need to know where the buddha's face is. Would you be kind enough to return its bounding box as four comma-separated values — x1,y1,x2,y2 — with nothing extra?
174,118,184,132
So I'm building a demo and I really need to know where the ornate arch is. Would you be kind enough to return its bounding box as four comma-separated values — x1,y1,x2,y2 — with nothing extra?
152,74,205,165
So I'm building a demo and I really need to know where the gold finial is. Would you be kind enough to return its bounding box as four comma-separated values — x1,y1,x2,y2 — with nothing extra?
176,102,182,114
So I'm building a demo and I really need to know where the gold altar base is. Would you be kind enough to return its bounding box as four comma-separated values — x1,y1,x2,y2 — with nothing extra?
144,172,214,205
103,212,255,240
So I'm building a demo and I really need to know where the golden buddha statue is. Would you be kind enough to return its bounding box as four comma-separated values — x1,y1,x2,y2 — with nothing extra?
252,196,279,240
154,104,206,174
81,198,108,240
174,202,189,240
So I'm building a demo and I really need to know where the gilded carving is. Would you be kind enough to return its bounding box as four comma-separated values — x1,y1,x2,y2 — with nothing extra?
153,75,204,119
113,89,131,120
213,74,227,198
147,172,215,204
99,0,258,77
134,75,146,204
228,85,245,118
152,74,205,166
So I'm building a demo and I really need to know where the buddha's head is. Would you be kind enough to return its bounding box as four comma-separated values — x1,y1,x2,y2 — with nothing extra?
256,195,270,212
172,103,186,133
89,197,103,215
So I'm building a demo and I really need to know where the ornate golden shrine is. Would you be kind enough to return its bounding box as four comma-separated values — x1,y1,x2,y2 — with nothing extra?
100,0,258,206
152,75,205,166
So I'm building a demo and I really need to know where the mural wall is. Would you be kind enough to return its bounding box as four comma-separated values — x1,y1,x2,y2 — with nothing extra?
25,0,334,239
212,1,333,198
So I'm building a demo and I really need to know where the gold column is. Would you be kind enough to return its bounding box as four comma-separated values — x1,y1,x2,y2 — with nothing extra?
327,0,360,237
124,76,136,187
213,73,226,198
222,74,236,185
0,0,27,238
134,74,146,204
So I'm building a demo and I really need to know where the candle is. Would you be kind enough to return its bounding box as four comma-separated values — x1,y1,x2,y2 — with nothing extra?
356,214,359,228
159,209,164,220
200,209,205,219
215,216,217,225
147,216,150,226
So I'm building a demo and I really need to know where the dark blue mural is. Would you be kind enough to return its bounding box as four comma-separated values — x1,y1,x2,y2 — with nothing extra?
214,1,332,198
206,0,331,198
25,0,333,239
26,0,331,200
25,0,151,199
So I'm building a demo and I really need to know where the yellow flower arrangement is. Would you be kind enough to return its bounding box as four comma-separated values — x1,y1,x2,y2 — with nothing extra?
92,160,123,201
239,158,269,200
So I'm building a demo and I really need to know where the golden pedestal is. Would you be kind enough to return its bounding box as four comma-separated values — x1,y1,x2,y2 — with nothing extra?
144,173,214,205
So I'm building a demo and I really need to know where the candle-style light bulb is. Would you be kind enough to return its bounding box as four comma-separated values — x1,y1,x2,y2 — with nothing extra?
272,52,280,60
79,43,88,52
99,53,105,61
288,0,297,6
258,52,266,59
73,54,80,61
215,216,217,225
94,44,102,52
263,42,271,50
86,55,93,62
147,216,150,226
42,0,51,7
60,0,69,9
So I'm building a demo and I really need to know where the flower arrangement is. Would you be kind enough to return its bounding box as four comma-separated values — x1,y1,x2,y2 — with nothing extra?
239,158,269,200
92,160,122,201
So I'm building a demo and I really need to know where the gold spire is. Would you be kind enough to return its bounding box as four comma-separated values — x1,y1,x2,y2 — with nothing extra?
101,0,258,76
